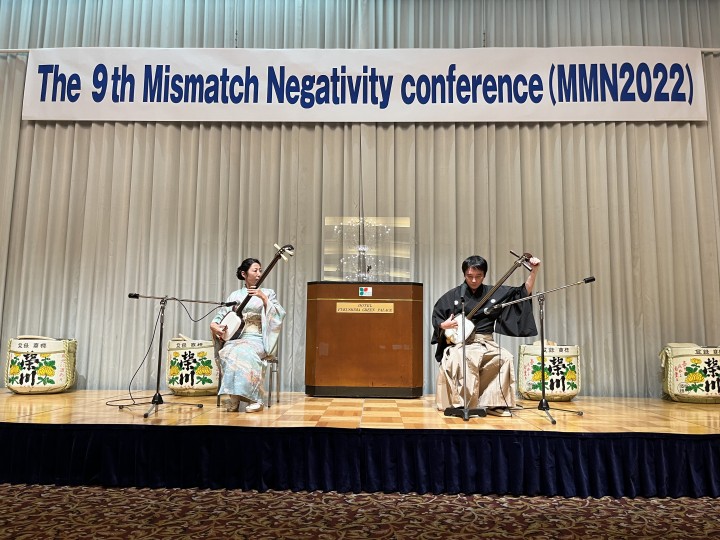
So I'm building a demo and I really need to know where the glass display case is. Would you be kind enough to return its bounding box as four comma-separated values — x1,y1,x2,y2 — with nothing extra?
322,216,412,282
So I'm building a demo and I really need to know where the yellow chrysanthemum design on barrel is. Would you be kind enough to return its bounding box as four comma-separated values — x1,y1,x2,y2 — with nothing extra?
196,365,212,376
37,365,55,377
686,371,705,383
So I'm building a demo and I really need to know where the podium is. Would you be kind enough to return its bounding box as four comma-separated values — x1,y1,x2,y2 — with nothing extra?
305,282,424,398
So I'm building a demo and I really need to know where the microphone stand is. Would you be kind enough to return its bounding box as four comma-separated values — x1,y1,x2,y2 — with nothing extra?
126,292,228,418
485,276,595,424
444,296,487,421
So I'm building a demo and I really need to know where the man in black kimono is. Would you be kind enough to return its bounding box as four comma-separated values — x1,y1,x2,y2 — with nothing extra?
432,254,541,415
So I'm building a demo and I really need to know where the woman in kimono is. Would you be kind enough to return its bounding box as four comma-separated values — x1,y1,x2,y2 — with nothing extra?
432,254,540,416
210,257,285,413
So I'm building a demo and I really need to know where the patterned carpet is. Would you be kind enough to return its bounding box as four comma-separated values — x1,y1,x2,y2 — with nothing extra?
1,483,719,539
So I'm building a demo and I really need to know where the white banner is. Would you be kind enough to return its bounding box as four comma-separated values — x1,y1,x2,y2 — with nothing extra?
22,46,707,123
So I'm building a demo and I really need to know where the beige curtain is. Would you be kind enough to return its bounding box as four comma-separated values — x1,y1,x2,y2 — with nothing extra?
1,0,720,397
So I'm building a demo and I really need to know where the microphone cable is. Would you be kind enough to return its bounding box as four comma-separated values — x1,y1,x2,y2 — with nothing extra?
105,305,163,408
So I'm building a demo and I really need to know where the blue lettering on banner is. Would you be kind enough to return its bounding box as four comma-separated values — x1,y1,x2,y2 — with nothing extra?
550,62,692,105
37,64,81,102
24,49,702,122
400,64,543,105
92,64,135,103
266,65,394,110
142,65,259,104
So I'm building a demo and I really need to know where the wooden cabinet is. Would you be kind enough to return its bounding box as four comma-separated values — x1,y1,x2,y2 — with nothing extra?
305,282,424,398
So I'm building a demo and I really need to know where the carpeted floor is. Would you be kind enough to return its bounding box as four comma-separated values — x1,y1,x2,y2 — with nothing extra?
1,483,719,539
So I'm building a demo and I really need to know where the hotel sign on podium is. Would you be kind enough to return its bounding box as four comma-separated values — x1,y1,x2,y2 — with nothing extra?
305,282,424,398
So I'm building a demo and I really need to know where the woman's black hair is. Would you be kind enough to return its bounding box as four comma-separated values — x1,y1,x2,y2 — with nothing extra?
236,258,261,280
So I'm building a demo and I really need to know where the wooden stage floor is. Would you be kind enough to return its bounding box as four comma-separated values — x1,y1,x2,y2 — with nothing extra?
2,389,720,434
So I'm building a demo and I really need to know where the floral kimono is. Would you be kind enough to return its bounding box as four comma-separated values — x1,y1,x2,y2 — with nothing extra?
213,287,285,405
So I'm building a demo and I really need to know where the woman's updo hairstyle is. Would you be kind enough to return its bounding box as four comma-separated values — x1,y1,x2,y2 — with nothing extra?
236,258,261,280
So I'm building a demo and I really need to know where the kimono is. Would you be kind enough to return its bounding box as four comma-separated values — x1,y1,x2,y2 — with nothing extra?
431,282,537,410
213,286,285,405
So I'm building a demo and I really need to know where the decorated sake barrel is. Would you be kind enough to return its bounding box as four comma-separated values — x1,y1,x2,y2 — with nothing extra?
166,337,218,396
659,343,720,404
5,336,77,394
518,342,580,401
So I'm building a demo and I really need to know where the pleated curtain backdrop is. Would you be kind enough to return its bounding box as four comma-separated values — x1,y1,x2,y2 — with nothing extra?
1,0,720,397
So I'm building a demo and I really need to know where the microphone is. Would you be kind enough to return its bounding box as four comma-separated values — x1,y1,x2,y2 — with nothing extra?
222,301,238,307
584,276,596,284
483,298,500,315
455,296,465,315
128,293,140,299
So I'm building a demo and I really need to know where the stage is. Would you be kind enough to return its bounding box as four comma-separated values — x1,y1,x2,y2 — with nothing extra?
1,390,719,498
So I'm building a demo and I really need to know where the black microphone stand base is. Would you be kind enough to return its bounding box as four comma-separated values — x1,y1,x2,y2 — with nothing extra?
117,394,204,417
484,277,594,425
142,392,204,418
536,398,584,425
124,296,205,418
444,406,487,421
535,293,584,425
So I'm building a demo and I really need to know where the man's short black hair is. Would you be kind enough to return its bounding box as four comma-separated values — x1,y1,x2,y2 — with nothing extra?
462,255,488,275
